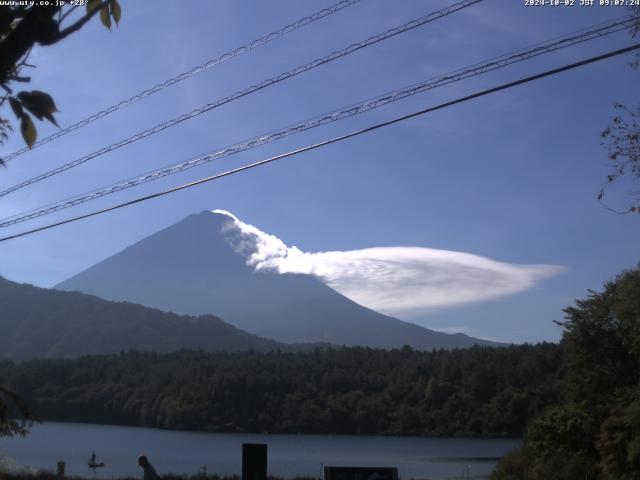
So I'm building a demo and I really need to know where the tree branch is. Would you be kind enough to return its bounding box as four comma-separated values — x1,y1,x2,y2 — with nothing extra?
6,75,30,83
0,7,59,80
55,0,114,42
58,5,79,25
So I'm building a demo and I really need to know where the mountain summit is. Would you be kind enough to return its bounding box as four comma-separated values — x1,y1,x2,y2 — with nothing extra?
56,211,500,349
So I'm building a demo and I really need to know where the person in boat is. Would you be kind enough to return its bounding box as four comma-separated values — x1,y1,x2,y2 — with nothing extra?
88,451,105,469
137,455,160,480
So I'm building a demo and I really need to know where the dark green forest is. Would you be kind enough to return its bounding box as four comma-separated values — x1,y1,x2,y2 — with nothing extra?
492,267,640,480
0,343,561,438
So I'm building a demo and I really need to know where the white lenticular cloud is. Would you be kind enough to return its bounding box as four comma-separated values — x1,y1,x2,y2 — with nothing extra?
213,210,565,315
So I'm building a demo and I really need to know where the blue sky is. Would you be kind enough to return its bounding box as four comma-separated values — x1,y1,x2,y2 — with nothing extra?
0,0,638,343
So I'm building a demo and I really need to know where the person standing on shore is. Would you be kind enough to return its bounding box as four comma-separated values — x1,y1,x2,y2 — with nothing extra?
137,455,160,480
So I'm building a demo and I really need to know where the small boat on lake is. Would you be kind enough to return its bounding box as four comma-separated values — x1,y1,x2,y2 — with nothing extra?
88,451,106,469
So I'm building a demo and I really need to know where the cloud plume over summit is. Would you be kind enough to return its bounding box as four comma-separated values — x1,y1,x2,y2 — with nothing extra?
214,210,564,316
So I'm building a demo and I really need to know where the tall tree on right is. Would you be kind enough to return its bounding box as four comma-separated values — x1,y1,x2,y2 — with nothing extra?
598,7,640,213
492,266,640,479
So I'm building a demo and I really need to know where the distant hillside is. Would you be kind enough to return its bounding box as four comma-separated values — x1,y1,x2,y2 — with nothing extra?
57,211,502,350
0,276,287,361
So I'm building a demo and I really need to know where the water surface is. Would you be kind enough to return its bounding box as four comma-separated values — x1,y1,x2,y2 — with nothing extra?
0,422,519,479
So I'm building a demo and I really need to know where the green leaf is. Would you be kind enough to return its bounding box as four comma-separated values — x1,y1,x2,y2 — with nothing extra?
110,0,122,25
33,90,59,114
41,110,59,127
100,6,111,29
16,91,59,126
20,114,36,149
86,0,101,13
8,97,23,119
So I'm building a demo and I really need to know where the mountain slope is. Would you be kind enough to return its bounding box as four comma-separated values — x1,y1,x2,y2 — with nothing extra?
0,276,287,361
57,211,501,349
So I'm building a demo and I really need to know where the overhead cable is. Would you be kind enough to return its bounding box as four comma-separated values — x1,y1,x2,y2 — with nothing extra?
1,0,363,163
1,43,638,243
0,15,636,228
0,0,483,197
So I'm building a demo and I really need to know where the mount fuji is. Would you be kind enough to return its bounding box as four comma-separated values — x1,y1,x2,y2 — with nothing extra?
56,211,502,349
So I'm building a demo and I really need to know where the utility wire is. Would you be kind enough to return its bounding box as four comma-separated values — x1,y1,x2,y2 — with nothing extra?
1,0,362,163
1,43,637,243
0,0,482,198
1,15,636,228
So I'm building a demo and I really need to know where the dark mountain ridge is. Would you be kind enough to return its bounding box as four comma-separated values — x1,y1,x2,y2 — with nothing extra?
0,276,288,361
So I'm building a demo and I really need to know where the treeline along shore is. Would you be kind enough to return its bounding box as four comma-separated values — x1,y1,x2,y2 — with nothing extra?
0,343,561,437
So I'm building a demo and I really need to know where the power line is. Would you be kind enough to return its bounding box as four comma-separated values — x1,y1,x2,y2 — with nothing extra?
1,15,636,228
0,0,482,198
2,43,637,243
0,0,362,163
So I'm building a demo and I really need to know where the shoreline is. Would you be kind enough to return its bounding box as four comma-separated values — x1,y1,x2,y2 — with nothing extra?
19,420,523,441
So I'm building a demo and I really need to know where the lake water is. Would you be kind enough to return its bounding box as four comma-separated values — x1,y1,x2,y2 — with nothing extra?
0,422,519,480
